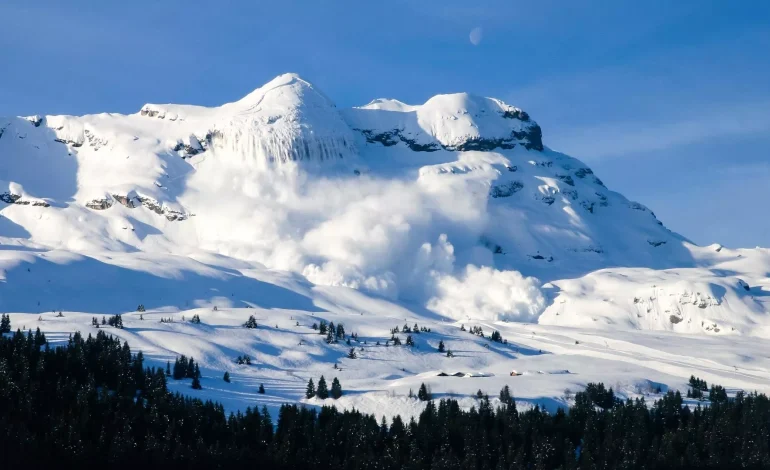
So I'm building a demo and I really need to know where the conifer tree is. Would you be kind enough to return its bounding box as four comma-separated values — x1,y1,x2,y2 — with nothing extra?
316,376,329,399
186,357,196,379
172,357,184,379
499,385,513,404
223,371,230,383
331,377,342,399
1,314,12,334
191,374,202,390
305,378,315,399
406,335,414,347
347,348,357,359
166,361,171,376
438,340,445,353
417,383,431,401
243,315,258,329
258,383,265,394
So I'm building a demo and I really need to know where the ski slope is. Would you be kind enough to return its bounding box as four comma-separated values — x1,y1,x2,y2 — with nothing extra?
2,73,770,415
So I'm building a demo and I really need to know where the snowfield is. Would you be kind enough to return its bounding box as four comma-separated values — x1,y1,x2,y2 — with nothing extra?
2,73,770,417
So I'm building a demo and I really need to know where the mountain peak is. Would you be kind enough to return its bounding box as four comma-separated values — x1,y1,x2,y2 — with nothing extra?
232,73,334,111
344,91,542,152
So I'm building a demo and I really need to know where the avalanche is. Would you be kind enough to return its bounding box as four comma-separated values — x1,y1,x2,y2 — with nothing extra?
2,73,770,416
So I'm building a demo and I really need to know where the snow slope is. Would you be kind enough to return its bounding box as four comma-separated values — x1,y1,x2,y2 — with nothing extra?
2,73,770,415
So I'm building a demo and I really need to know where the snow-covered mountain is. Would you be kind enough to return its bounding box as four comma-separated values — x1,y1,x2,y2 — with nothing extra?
3,72,767,333
2,73,770,416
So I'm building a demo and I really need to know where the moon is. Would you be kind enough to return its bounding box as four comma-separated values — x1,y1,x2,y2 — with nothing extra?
469,27,483,46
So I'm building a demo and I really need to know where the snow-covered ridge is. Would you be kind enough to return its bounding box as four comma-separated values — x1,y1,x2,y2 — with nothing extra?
343,93,543,152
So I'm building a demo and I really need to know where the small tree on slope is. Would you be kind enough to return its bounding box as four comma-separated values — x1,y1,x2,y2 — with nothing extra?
317,376,329,399
331,377,342,399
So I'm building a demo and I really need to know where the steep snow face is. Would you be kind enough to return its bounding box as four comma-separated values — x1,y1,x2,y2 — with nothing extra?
1,73,768,335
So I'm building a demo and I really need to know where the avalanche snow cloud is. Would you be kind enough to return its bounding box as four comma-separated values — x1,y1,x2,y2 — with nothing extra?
2,73,769,332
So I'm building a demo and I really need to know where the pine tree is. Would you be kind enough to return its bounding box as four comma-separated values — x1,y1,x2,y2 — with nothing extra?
406,335,414,347
166,361,171,376
194,363,201,379
186,357,196,378
331,377,342,399
0,314,11,334
306,378,315,399
317,376,329,399
191,374,202,390
172,357,185,380
500,385,513,404
438,340,445,353
243,315,258,329
347,348,357,359
190,314,201,324
336,323,345,339
223,371,230,383
319,320,328,335
258,383,265,394
417,383,431,401
446,349,453,358
102,316,106,325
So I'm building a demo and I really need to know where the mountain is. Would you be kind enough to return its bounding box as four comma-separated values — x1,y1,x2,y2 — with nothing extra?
2,73,770,416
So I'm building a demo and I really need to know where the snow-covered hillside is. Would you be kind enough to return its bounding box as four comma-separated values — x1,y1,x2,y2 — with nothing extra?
2,73,770,415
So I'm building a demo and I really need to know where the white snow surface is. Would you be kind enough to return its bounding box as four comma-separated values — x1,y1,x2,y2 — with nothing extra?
2,73,770,417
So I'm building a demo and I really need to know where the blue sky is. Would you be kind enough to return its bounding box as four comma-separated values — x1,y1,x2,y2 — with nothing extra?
2,0,769,248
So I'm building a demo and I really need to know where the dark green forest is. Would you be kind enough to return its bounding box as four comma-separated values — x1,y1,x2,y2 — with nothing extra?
1,328,770,469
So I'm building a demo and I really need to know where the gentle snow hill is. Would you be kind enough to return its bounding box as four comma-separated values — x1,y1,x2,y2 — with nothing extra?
2,73,770,415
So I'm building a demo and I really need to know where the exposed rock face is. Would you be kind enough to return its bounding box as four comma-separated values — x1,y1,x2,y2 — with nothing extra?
85,198,114,210
108,194,192,221
490,181,524,198
0,192,49,207
0,192,21,204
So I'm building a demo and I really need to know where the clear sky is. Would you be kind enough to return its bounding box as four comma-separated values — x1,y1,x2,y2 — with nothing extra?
2,0,769,248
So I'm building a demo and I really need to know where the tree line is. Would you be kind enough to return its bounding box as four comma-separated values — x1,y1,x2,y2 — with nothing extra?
1,327,770,468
